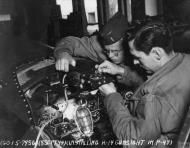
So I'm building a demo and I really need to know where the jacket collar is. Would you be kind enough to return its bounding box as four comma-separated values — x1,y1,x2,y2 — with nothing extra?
133,53,184,97
146,53,184,84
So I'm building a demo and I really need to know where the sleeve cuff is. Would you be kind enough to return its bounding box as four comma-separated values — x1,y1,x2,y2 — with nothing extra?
104,92,124,107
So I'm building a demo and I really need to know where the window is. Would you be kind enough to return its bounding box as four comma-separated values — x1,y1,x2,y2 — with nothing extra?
108,0,118,18
84,0,99,34
56,0,73,19
88,12,96,24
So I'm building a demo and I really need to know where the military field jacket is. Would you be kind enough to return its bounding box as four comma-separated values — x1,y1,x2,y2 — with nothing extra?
54,36,144,89
104,53,190,148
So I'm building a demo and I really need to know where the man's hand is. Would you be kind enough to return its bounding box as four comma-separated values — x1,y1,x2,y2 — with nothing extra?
55,52,76,72
99,82,116,96
96,60,124,75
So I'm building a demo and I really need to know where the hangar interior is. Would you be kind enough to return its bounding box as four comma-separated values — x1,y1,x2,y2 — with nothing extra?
0,0,190,148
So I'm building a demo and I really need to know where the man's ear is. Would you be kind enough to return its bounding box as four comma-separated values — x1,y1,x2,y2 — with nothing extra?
150,47,164,61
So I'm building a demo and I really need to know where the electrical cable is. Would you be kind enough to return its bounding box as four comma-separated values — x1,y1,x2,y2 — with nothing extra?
34,74,69,148
62,73,67,84
34,117,56,148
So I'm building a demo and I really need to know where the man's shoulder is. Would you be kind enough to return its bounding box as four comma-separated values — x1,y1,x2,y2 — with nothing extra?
183,53,190,60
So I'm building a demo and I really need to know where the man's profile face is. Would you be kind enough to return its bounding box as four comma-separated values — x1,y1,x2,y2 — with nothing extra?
104,39,124,64
129,39,160,74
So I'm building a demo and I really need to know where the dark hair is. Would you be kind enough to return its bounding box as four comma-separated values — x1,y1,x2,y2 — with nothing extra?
129,21,173,55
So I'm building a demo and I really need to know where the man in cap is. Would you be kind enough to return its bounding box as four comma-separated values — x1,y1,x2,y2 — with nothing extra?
99,21,190,147
54,12,145,89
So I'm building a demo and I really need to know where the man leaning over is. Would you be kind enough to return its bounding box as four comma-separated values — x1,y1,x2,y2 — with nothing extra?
54,12,145,90
99,21,190,147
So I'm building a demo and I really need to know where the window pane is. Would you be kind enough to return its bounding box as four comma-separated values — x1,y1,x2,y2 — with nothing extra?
84,0,98,23
108,0,118,18
56,0,73,19
84,0,99,34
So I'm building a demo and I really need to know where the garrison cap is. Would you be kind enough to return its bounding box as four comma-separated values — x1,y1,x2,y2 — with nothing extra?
100,12,128,45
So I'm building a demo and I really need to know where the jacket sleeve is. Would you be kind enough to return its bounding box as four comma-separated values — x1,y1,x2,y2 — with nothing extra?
117,66,145,90
104,92,163,147
54,35,106,63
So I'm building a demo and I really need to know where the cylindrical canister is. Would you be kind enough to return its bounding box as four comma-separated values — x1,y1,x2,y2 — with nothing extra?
76,105,93,137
